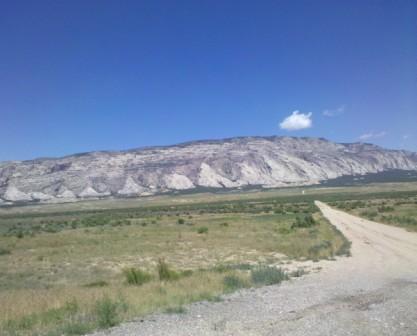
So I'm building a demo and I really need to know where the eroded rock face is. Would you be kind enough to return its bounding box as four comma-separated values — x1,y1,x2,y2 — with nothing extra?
3,185,32,202
0,136,416,204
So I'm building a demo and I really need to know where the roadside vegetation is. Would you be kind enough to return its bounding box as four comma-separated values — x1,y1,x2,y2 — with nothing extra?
329,192,417,231
2,183,415,335
4,183,415,335
0,192,354,336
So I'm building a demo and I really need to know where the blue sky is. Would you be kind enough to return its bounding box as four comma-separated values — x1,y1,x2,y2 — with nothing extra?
1,0,416,161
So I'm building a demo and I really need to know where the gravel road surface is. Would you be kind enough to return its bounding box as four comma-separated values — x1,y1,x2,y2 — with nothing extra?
91,201,417,336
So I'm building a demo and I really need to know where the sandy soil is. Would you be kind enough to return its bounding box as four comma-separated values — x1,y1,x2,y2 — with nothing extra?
91,201,417,336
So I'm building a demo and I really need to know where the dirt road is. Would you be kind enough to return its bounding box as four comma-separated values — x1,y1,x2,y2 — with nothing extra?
91,202,417,336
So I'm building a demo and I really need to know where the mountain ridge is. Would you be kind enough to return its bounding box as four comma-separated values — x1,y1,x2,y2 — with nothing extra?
3,136,407,164
1,136,416,205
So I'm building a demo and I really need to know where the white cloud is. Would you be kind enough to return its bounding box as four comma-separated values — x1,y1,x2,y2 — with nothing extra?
402,134,411,140
358,131,387,141
279,110,313,131
323,105,345,117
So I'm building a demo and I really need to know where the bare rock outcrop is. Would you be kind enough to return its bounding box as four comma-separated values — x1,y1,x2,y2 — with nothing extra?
1,136,416,205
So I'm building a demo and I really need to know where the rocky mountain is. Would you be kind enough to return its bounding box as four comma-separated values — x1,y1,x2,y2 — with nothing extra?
1,136,417,205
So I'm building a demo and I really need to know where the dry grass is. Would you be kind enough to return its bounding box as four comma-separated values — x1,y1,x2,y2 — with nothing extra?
0,197,350,335
1,182,416,216
0,271,230,326
333,195,417,231
0,212,343,290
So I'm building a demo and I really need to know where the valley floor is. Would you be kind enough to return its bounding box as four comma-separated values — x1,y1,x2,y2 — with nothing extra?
90,202,417,336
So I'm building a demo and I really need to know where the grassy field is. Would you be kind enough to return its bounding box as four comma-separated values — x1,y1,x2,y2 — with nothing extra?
1,181,416,216
0,193,352,336
330,192,417,231
0,181,415,335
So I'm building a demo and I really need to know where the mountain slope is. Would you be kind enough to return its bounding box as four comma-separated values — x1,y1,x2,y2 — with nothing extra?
1,136,416,204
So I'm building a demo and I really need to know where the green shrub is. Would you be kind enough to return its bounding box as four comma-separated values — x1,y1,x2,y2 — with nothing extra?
180,269,193,277
223,275,246,291
60,321,93,335
214,263,253,273
84,280,109,288
396,216,417,225
290,268,306,278
164,306,186,314
157,259,180,281
336,238,351,256
291,214,316,229
94,297,120,328
124,268,152,286
232,263,253,271
0,247,11,255
177,218,185,225
278,226,291,234
251,266,288,286
197,226,208,234
359,210,378,219
6,315,36,331
308,240,332,259
213,264,229,273
377,205,394,212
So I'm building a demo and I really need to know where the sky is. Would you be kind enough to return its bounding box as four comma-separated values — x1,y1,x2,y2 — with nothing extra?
1,0,416,161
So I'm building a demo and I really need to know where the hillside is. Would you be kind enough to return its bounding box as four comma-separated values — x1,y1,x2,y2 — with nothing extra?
1,136,416,205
